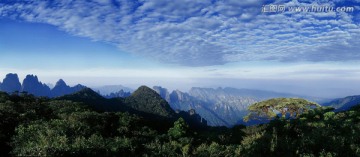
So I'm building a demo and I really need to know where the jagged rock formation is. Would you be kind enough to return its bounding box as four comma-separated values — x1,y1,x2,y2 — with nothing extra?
168,89,229,126
1,73,21,93
154,86,327,127
0,73,85,98
22,75,51,97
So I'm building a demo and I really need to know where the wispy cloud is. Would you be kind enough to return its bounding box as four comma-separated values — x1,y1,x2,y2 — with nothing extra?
0,0,359,66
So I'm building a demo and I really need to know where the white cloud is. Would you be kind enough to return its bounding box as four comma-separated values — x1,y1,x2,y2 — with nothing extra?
0,0,359,66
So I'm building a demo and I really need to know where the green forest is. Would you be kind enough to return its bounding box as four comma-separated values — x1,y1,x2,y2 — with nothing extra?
1,89,360,157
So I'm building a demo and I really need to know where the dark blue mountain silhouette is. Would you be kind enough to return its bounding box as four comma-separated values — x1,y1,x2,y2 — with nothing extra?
0,73,21,93
0,73,85,98
323,95,360,112
51,79,85,97
22,75,51,97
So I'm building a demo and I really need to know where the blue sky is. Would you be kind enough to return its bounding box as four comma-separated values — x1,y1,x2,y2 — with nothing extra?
0,0,360,98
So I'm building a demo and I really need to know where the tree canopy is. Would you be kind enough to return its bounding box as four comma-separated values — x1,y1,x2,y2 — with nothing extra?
1,91,360,156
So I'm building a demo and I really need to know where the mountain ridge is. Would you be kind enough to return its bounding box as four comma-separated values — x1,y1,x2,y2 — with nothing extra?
0,73,344,127
322,95,360,111
58,86,207,128
92,85,133,95
0,73,85,98
154,86,329,127
51,79,85,97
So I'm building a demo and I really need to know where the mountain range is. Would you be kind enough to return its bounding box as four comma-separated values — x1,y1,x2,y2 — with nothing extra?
2,78,359,156
153,86,329,127
1,73,358,127
58,86,207,129
0,73,85,98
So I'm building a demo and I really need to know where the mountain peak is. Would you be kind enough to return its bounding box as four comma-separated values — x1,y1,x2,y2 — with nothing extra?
126,85,176,118
55,79,67,87
132,85,158,97
22,74,50,97
1,73,21,93
60,88,104,99
51,79,85,97
24,74,38,81
22,75,40,86
0,74,86,98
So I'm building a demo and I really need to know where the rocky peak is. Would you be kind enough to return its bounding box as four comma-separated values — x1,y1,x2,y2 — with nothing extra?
1,73,21,93
25,74,38,81
55,79,67,87
22,74,51,97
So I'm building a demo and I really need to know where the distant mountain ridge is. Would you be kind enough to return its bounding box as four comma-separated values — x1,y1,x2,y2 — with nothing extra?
0,73,334,127
91,85,133,98
322,95,360,111
92,85,133,95
0,73,85,98
153,86,328,127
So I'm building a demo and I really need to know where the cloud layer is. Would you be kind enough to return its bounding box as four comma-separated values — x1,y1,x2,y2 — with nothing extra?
0,0,359,66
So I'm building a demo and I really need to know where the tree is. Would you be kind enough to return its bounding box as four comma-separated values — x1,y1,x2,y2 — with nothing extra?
168,118,189,139
244,98,320,122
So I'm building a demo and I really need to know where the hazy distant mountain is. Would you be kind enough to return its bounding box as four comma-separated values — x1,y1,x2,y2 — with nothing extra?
51,79,85,97
153,86,226,125
92,85,133,96
154,86,328,127
1,73,21,93
153,86,171,102
103,89,131,98
22,75,51,97
322,95,360,111
169,89,229,126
